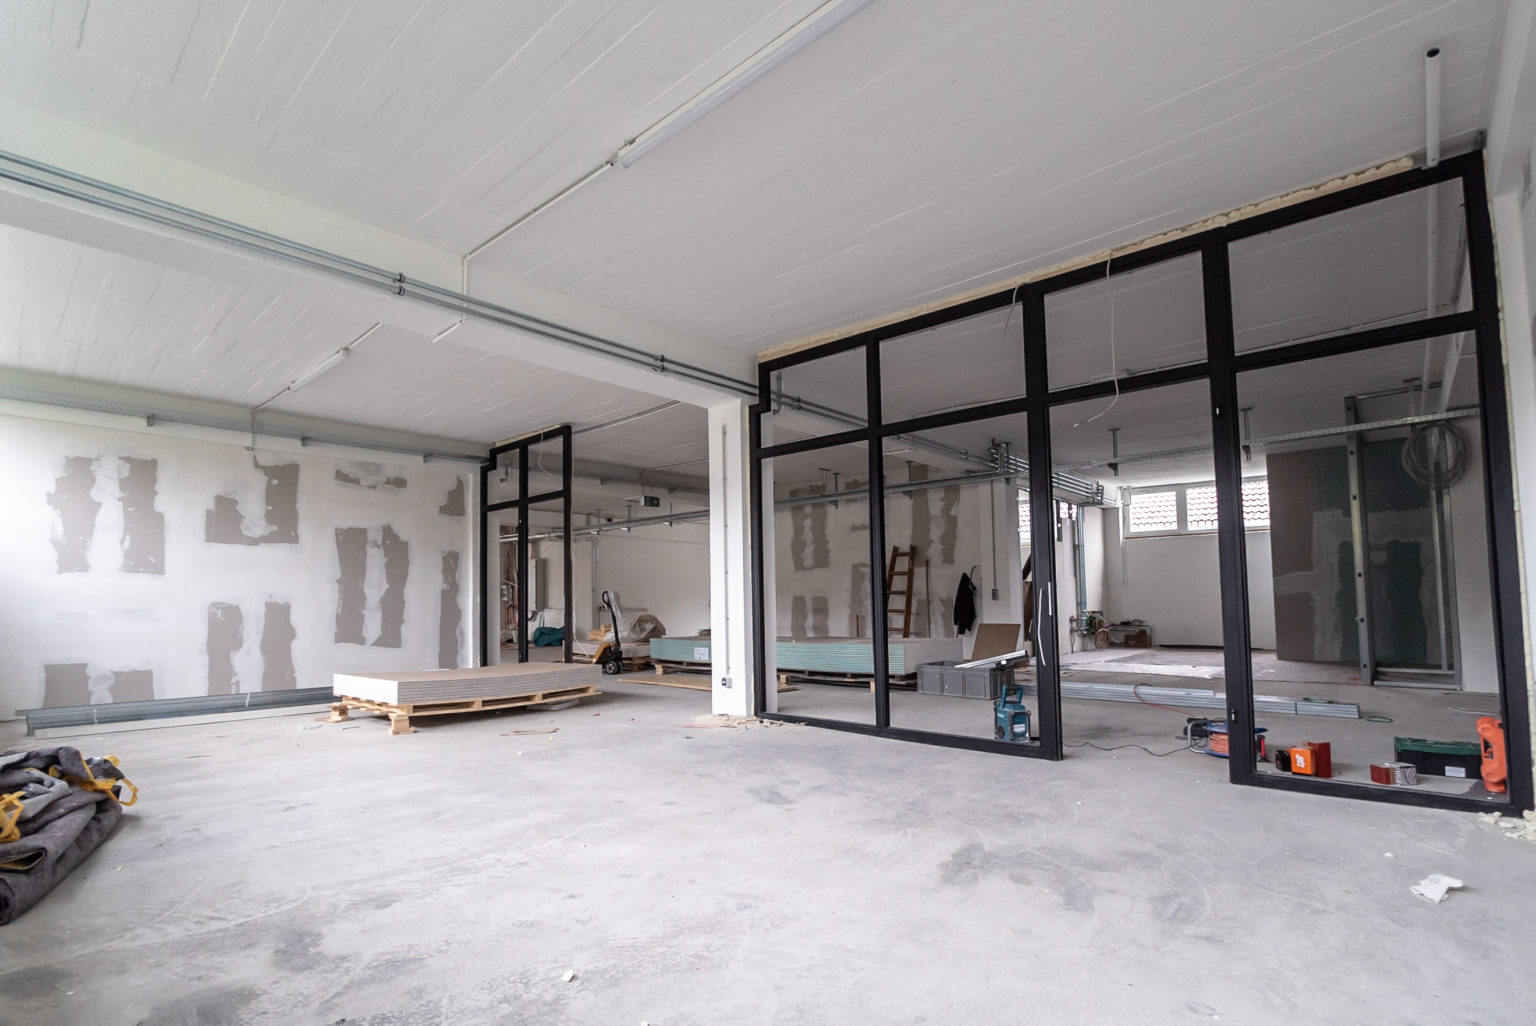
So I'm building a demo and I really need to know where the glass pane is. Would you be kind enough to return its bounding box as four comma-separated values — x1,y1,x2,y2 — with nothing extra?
1044,253,1205,392
881,414,1035,745
880,305,1026,424
764,347,868,444
1237,336,1506,804
1127,490,1178,533
765,442,876,725
1050,380,1225,760
1241,478,1271,527
1186,485,1219,531
1230,179,1467,353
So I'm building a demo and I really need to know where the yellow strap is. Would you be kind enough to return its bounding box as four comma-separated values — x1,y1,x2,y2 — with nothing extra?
47,756,139,808
0,792,21,844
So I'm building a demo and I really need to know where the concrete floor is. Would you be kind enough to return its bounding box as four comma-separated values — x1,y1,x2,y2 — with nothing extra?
2,680,1533,1025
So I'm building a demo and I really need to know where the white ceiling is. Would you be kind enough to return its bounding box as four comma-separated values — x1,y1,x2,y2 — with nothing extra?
0,0,826,252
0,222,711,459
479,0,1502,351
0,0,1510,483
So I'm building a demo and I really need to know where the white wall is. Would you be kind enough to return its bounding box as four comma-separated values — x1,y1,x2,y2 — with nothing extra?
771,473,1019,652
1449,436,1501,694
0,404,473,719
1099,511,1277,649
582,524,712,637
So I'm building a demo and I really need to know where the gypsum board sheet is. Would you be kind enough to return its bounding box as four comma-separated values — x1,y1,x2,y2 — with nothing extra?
774,637,962,675
652,637,713,662
1033,678,1359,718
334,664,602,705
655,637,962,674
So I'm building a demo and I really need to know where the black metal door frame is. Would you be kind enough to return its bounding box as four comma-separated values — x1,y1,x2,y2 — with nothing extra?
478,424,574,666
747,149,1533,812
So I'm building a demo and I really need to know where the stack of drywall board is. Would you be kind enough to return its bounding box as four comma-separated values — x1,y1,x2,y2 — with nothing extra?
652,636,961,676
333,663,602,705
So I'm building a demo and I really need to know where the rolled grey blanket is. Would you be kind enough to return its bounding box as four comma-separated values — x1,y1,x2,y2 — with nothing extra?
0,747,130,925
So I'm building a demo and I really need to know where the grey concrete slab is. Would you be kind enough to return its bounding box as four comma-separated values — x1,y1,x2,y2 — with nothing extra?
0,682,1531,1025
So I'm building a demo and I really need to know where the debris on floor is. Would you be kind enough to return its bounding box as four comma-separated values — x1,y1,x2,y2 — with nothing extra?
562,970,578,983
685,714,796,730
501,728,559,736
1410,873,1464,903
1478,810,1536,843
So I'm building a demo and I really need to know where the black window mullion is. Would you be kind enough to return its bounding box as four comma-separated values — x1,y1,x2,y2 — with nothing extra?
1023,284,1063,759
866,342,890,729
1203,235,1257,783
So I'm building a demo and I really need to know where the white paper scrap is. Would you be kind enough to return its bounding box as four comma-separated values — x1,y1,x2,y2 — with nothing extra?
1410,873,1464,903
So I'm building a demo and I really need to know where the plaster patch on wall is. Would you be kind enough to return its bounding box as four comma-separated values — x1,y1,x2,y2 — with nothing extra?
336,461,408,491
810,595,830,637
109,669,154,703
47,456,100,572
260,602,297,690
936,486,961,565
206,602,244,695
260,462,300,544
376,526,409,648
334,525,409,648
334,527,369,644
788,488,830,570
439,550,462,669
940,598,956,637
789,595,809,638
118,457,165,574
43,662,90,707
206,494,259,545
205,458,300,545
439,479,467,517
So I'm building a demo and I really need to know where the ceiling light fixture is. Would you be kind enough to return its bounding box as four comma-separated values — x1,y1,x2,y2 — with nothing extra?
615,0,873,169
289,348,350,392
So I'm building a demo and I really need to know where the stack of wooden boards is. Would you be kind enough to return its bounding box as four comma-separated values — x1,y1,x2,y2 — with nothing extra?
329,663,602,735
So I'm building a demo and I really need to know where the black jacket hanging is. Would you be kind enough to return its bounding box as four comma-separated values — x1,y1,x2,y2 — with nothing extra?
953,573,978,635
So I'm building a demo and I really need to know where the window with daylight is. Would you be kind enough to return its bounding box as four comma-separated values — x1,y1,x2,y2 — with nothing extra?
1127,490,1178,533
1126,479,1269,535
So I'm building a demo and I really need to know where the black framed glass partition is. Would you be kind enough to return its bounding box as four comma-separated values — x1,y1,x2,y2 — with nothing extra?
750,151,1532,812
478,425,573,666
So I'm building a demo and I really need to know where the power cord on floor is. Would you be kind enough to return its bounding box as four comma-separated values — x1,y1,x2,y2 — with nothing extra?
1065,739,1196,758
1065,718,1212,758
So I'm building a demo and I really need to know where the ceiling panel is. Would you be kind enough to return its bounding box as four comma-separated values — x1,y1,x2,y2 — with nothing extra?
0,0,826,251
478,0,1501,350
0,223,709,454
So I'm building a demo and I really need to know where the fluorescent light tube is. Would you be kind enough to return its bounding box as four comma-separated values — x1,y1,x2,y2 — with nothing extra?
615,0,872,169
289,349,350,392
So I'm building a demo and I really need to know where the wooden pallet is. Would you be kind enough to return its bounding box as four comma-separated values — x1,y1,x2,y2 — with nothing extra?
777,670,919,693
324,683,601,735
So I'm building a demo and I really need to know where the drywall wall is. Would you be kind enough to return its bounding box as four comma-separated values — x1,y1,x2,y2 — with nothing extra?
0,404,473,719
1099,511,1277,650
772,471,1021,655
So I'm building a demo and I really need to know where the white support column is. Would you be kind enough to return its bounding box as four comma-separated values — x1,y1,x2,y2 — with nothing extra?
1493,187,1536,799
709,398,755,716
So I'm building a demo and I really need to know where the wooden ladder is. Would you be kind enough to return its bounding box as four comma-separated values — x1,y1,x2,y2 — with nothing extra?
884,546,917,638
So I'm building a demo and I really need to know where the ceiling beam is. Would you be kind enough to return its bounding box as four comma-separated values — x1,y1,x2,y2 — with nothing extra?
0,367,487,463
0,102,753,406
